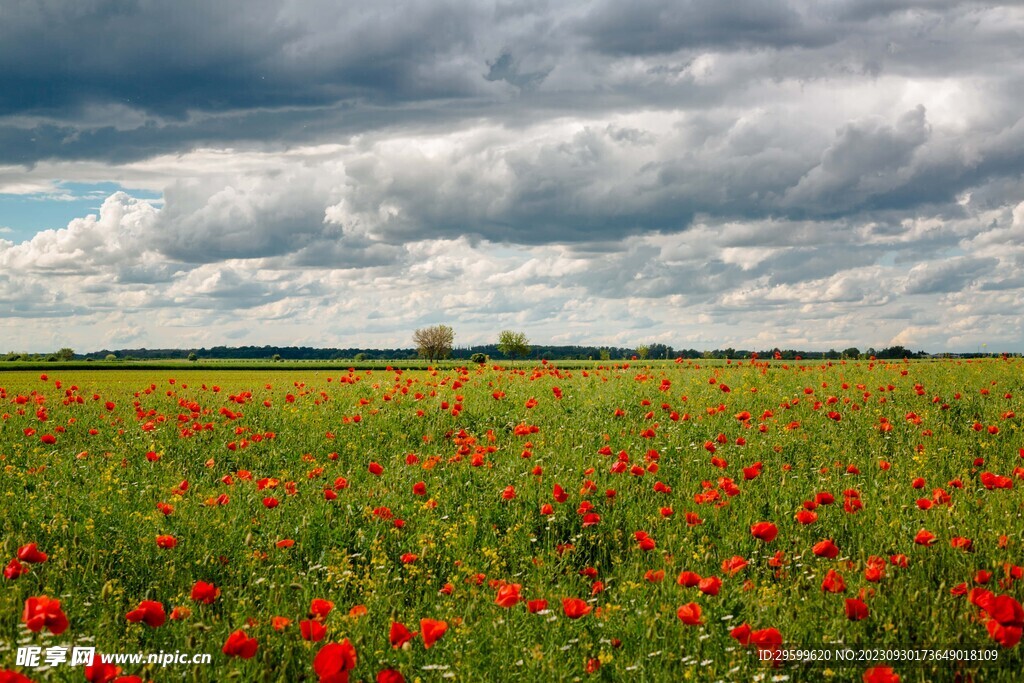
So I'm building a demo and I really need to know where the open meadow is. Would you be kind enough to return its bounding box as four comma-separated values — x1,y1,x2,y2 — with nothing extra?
1,358,1023,682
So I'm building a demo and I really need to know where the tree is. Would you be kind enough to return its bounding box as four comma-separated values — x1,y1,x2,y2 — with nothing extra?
635,344,650,360
842,347,860,359
414,325,455,363
188,352,198,362
105,354,118,361
497,330,530,360
647,343,673,359
56,347,75,361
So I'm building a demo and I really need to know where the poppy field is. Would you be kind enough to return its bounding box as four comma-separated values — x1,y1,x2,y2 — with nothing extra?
1,358,1023,682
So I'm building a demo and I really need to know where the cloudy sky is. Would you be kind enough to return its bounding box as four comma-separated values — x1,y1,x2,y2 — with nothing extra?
1,0,1023,353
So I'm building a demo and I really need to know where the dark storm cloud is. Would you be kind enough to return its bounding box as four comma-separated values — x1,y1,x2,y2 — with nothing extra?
0,0,486,117
903,256,999,295
2,0,1020,165
577,0,822,55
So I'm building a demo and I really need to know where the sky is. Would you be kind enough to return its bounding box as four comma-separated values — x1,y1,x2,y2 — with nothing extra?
1,1,1023,354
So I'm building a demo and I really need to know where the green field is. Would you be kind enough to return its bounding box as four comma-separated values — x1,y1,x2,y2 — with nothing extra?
1,358,1022,682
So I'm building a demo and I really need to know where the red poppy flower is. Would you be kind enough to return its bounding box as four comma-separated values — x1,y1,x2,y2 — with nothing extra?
369,462,384,476
301,619,328,642
17,543,48,564
970,587,995,610
822,569,846,593
729,622,752,645
644,569,665,583
22,595,69,635
981,472,1013,490
698,576,722,596
813,539,839,559
914,529,937,546
845,598,869,621
527,599,549,613
553,484,569,503
377,670,405,683
795,510,818,525
222,630,258,658
190,580,220,604
750,627,783,656
309,599,335,621
562,598,592,619
495,583,522,608
155,535,177,549
676,602,702,625
750,522,778,542
84,654,121,683
170,606,192,620
4,558,29,580
634,531,656,551
314,639,357,683
390,621,419,647
0,669,34,683
987,619,1022,648
862,667,901,683
721,556,748,575
126,600,166,627
987,595,1024,629
420,618,448,648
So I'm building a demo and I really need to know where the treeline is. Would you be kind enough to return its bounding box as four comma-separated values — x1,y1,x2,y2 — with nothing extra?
2,343,946,363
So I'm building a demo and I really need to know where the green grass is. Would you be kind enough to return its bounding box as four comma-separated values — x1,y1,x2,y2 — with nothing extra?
0,358,1021,682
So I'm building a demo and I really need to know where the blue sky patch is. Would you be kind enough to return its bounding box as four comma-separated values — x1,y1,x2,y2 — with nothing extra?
0,182,161,242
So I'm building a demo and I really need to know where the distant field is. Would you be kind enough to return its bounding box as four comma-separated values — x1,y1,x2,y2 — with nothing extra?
0,359,616,372
1,358,1022,682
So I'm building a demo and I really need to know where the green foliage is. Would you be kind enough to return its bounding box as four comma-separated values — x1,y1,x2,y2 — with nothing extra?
497,330,530,360
414,324,455,362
